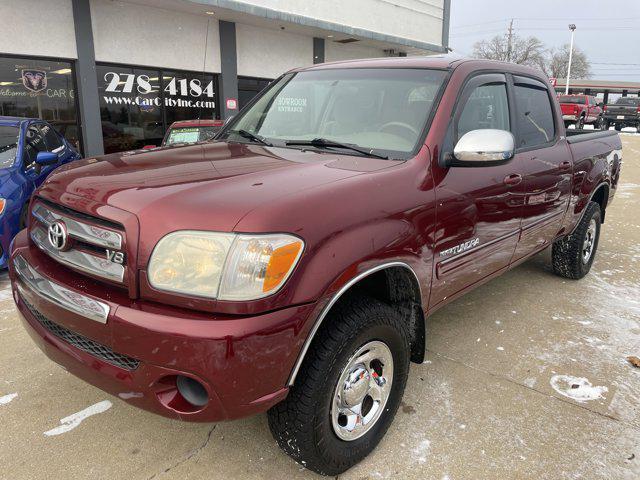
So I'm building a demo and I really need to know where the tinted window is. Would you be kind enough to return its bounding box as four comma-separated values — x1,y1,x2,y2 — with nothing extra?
514,84,555,148
615,97,640,106
40,123,63,150
457,83,510,140
23,125,47,169
558,95,585,105
0,125,19,168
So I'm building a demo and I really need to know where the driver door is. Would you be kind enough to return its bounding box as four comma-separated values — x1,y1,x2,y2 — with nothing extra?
430,73,526,308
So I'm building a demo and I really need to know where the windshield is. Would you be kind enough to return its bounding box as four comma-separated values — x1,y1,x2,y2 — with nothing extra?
220,68,448,158
165,126,219,145
615,97,640,106
0,126,19,169
558,96,586,105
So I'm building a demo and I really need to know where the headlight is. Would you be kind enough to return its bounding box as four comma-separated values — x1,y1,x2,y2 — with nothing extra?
148,231,304,301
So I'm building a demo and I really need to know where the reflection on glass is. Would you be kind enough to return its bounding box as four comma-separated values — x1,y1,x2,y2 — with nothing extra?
0,57,79,151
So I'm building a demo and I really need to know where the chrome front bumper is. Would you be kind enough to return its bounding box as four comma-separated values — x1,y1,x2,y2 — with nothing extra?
13,255,110,324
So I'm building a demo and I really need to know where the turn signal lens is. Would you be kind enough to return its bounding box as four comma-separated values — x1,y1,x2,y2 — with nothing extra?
0,198,5,216
218,234,304,301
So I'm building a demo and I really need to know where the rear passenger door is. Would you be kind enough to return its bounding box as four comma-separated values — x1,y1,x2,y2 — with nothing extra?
511,76,572,261
431,73,526,307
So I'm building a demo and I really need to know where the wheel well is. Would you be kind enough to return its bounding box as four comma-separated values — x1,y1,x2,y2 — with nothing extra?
591,184,609,223
332,266,426,364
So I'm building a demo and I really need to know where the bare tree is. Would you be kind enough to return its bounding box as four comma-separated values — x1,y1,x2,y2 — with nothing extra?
472,33,547,71
545,44,591,79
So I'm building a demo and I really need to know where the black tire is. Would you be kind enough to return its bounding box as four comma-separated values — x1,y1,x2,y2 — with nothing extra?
552,201,601,280
268,295,411,476
575,116,585,129
614,124,622,131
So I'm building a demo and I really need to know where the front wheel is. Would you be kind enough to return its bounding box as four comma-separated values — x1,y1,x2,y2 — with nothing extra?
552,201,601,279
575,116,585,129
268,296,410,475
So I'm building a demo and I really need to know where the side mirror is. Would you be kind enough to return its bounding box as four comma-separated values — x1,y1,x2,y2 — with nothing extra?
35,151,58,166
449,129,515,167
597,102,604,108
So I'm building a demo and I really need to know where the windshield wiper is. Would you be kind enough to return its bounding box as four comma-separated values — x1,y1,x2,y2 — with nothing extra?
229,129,273,146
285,138,389,159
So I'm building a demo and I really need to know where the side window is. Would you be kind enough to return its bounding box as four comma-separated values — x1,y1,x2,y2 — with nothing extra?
457,83,510,140
513,84,555,148
41,123,63,151
22,125,47,170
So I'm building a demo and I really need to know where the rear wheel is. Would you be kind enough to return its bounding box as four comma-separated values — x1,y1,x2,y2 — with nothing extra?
268,295,410,475
615,124,622,131
552,201,601,280
575,115,585,129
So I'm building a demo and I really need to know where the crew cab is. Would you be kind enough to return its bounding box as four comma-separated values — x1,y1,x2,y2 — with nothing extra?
558,94,604,129
8,57,622,475
0,116,80,269
604,96,640,131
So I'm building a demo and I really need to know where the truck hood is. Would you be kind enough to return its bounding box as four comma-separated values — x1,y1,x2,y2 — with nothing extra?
41,141,399,232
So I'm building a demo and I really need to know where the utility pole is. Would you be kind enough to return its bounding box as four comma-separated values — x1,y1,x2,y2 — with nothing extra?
506,19,514,62
565,24,576,95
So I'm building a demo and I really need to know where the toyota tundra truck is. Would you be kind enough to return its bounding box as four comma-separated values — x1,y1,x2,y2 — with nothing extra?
8,57,622,475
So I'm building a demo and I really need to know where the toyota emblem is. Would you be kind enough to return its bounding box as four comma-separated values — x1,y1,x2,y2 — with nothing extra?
47,220,68,251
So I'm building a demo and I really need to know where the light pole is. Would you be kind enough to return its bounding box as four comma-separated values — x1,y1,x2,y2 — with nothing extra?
565,24,576,95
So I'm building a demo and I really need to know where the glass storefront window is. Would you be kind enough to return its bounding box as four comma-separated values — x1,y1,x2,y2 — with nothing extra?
238,76,272,110
0,56,80,150
97,64,219,153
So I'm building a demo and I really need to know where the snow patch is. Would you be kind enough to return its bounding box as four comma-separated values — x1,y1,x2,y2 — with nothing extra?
44,400,112,436
412,439,431,464
550,375,608,403
0,287,12,302
0,393,18,405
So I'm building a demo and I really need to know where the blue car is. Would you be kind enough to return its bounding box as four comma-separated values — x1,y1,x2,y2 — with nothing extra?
0,116,81,269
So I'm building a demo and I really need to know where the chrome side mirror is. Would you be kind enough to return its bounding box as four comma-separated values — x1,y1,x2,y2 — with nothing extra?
450,129,515,167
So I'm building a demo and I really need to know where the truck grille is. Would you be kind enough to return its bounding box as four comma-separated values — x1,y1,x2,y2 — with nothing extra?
21,294,140,371
30,198,128,286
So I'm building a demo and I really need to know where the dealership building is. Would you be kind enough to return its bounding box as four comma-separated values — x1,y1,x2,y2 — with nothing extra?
0,0,450,156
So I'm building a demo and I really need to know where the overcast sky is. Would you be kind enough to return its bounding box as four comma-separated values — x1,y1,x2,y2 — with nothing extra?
448,0,640,81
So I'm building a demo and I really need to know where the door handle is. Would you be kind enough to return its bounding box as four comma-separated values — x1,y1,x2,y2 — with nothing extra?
559,161,572,171
503,173,522,186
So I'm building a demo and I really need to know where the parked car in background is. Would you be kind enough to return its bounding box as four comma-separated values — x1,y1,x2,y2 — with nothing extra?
134,120,225,152
603,96,640,131
150,119,224,148
558,94,604,129
0,116,80,269
8,58,622,475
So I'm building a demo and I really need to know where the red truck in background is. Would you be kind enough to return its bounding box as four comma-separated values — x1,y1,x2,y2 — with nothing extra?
558,94,605,129
9,57,622,475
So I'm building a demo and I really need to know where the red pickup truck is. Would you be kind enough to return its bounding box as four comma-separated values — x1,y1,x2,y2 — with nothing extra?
558,94,604,129
9,57,622,475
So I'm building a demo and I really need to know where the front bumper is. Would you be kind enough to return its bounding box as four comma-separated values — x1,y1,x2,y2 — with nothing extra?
9,230,316,422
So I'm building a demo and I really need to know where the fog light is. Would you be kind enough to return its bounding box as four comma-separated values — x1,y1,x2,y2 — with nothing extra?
176,375,209,407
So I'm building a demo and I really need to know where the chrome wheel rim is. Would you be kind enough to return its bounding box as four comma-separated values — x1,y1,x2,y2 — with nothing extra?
582,219,597,264
331,340,394,441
